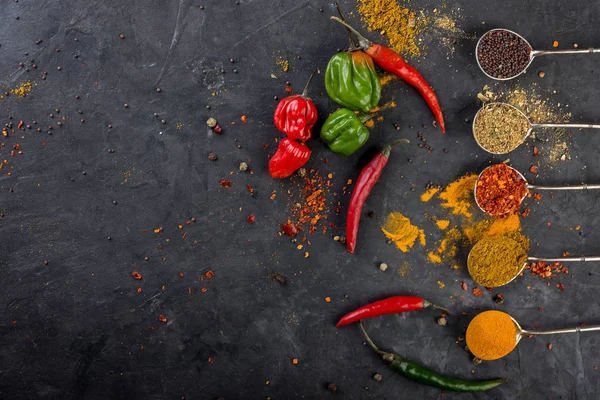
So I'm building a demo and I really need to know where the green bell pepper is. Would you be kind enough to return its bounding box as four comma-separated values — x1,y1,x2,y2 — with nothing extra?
325,51,381,113
321,108,375,156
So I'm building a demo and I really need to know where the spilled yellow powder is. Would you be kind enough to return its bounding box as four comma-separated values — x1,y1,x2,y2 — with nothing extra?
10,80,33,98
381,212,425,252
437,280,445,289
398,261,411,277
439,174,477,219
435,219,450,230
428,252,442,263
276,57,289,72
379,74,397,86
357,0,427,57
420,187,440,202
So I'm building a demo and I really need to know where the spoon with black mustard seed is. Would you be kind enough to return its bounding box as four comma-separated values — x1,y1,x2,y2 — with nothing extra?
467,236,600,288
466,310,600,361
476,28,600,81
473,102,600,154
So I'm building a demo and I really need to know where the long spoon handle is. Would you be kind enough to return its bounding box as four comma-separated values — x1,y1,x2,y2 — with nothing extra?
521,324,600,335
528,256,600,262
532,48,600,56
531,123,600,129
528,183,600,190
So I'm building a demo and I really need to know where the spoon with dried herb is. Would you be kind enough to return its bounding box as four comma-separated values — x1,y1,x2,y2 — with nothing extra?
472,102,600,154
467,235,600,288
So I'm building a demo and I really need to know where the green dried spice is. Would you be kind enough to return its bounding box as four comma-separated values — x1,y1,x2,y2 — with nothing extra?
473,103,530,153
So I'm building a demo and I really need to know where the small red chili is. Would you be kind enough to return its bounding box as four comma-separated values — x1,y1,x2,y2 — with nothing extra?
273,70,318,142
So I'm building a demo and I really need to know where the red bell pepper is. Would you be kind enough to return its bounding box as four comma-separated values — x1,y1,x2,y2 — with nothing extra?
274,70,318,142
268,138,311,179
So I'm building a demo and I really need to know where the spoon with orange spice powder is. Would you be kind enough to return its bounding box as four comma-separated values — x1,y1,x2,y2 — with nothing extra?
466,310,600,361
474,162,600,216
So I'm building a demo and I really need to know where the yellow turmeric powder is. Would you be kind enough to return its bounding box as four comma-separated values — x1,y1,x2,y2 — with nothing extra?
420,187,440,202
381,212,425,252
10,80,33,98
435,219,450,230
466,310,518,360
357,0,427,57
439,174,477,219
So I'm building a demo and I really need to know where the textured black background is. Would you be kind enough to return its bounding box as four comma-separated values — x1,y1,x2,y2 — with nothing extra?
1,0,600,399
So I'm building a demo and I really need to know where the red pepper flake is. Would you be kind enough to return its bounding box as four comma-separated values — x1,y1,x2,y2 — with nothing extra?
137,287,142,293
186,220,191,225
181,232,187,239
533,146,540,156
158,314,167,323
131,271,142,280
556,283,565,291
472,287,483,297
547,343,553,350
281,222,298,237
187,288,191,294
262,144,269,150
178,272,184,278
17,121,23,130
533,193,542,201
270,191,277,200
201,287,208,293
240,115,248,123
460,281,468,291
529,165,537,174
219,179,232,187
246,184,254,195
475,163,528,216
12,320,17,325
208,357,215,364
213,124,222,134
247,214,256,224
285,85,293,93
521,208,531,217
205,270,215,279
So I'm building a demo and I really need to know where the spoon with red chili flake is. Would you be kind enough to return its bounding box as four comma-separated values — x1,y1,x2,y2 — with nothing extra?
474,163,600,217
476,28,600,81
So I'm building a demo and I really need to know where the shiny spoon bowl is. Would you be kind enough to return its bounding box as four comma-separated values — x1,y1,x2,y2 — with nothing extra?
466,310,600,361
473,163,600,217
472,102,600,154
467,236,600,288
476,28,600,81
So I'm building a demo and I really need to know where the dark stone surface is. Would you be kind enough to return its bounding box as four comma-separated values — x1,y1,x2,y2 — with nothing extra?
1,0,599,399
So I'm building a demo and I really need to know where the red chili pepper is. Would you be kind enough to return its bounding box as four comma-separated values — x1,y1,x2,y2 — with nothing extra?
268,138,311,179
331,17,445,133
274,70,318,142
336,296,448,327
346,139,408,254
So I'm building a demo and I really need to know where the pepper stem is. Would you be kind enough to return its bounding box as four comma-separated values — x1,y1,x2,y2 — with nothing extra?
301,69,319,98
423,299,450,314
335,2,357,48
359,321,381,353
330,16,372,50
381,139,410,158
359,102,394,124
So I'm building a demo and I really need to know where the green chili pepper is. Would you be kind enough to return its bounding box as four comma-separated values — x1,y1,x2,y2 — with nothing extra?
359,322,507,392
325,51,381,113
320,108,375,156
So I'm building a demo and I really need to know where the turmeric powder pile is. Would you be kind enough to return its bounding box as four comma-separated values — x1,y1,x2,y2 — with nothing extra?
381,212,425,252
357,0,426,57
466,310,518,360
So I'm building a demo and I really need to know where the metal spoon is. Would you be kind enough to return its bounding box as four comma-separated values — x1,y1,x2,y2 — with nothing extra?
476,28,600,81
467,236,600,288
467,310,600,360
472,102,600,154
474,163,600,217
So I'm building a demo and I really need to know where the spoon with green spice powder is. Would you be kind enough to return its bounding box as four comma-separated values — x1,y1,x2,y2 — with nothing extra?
467,236,600,288
472,102,600,154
